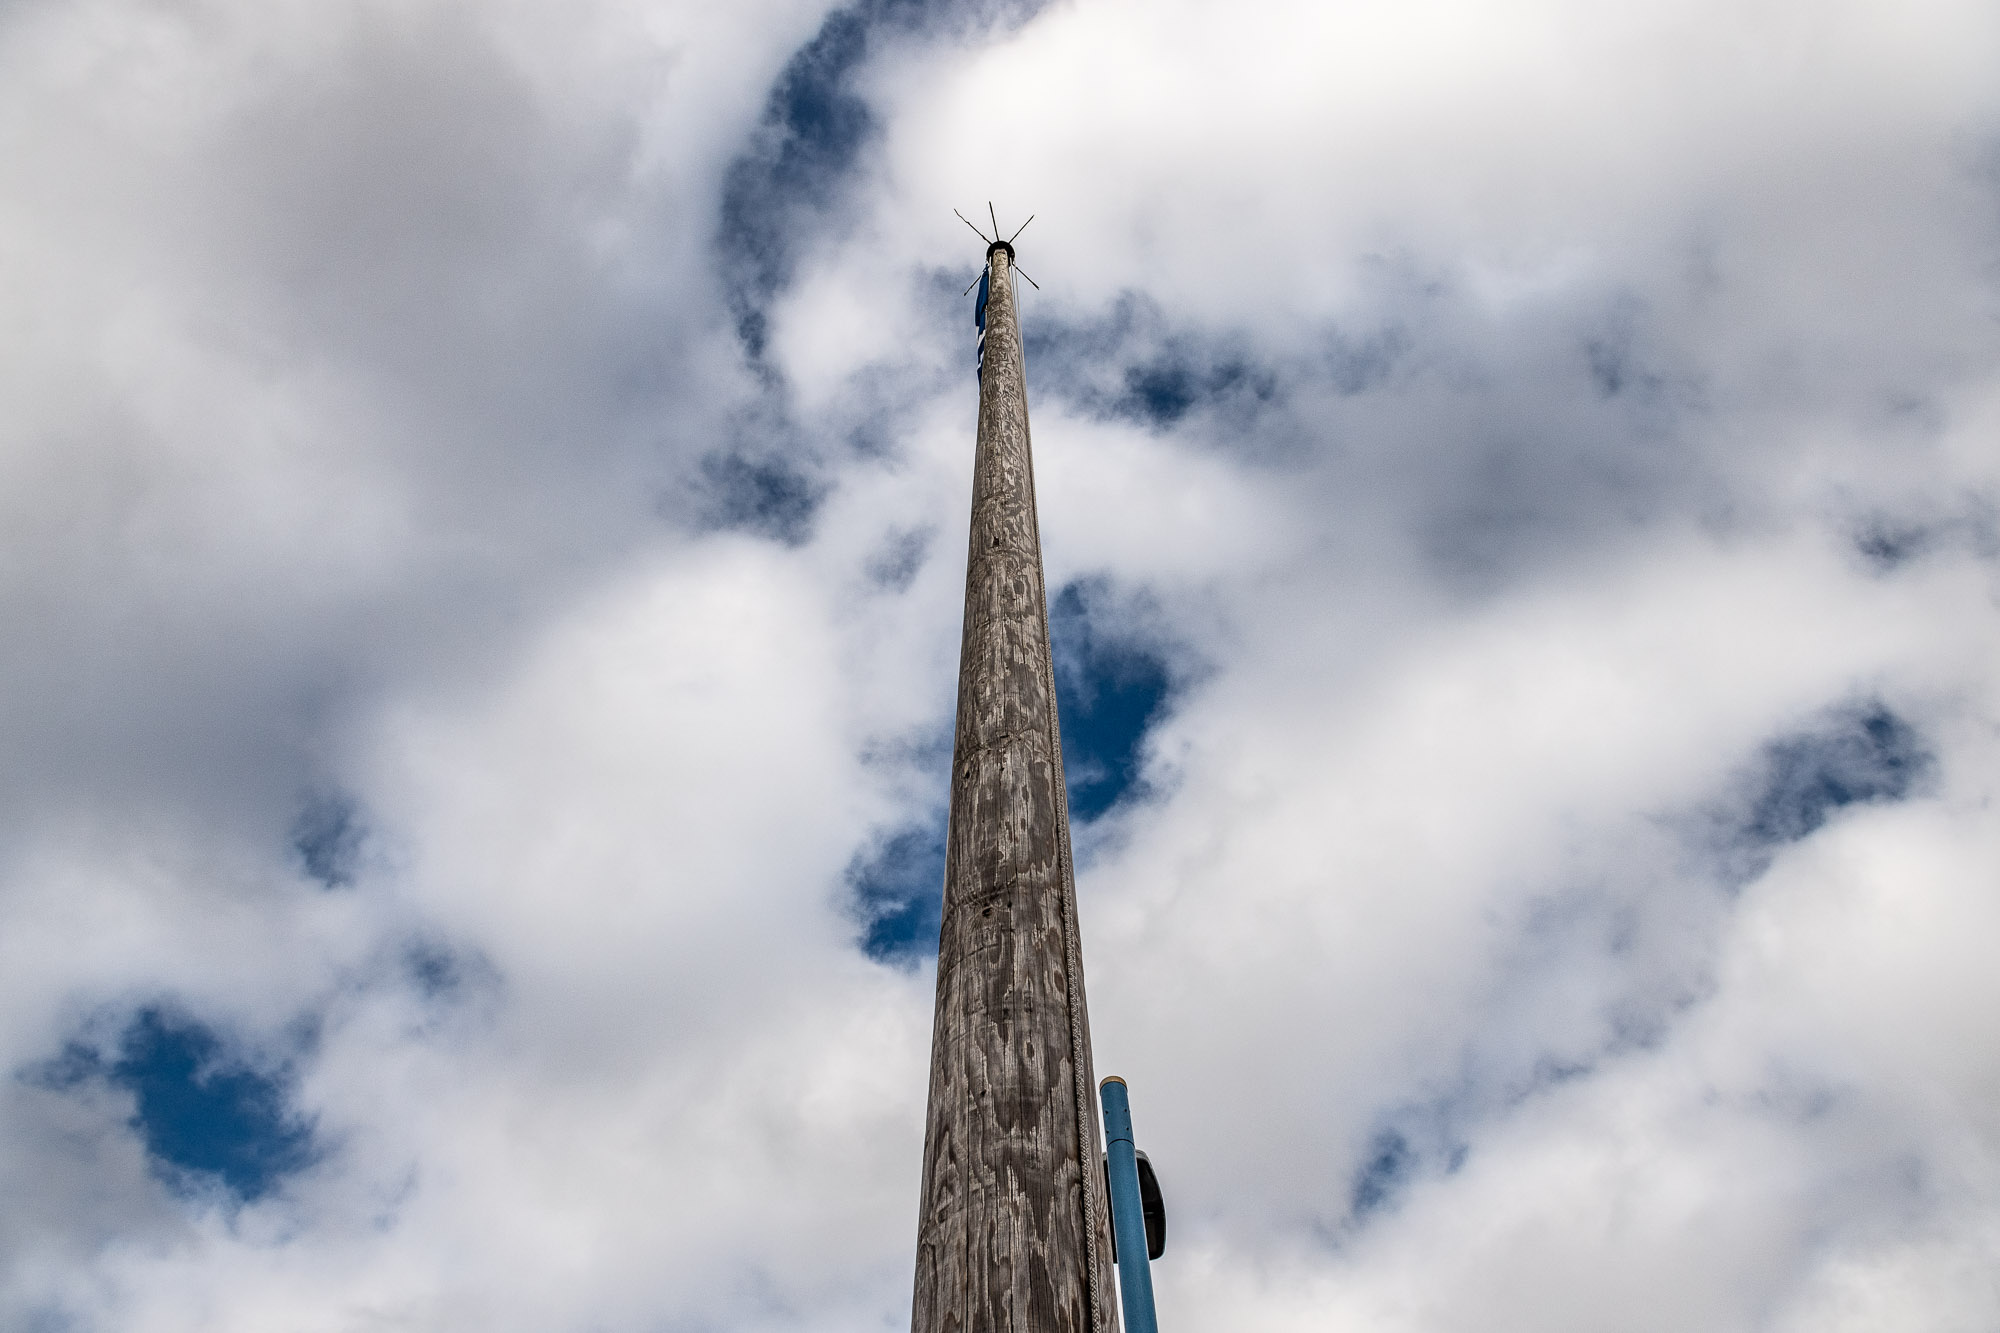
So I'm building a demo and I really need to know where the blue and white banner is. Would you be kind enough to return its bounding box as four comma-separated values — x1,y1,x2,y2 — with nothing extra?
974,269,989,376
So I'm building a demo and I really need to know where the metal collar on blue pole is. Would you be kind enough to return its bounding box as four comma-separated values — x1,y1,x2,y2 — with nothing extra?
1100,1076,1159,1333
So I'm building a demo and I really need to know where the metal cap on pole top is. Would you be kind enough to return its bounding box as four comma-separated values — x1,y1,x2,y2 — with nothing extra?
956,204,1040,290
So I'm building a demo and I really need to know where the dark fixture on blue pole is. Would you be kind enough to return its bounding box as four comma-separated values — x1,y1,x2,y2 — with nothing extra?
1100,1076,1164,1333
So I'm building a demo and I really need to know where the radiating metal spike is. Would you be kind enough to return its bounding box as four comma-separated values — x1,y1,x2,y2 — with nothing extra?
988,201,1001,238
1008,214,1035,244
954,208,993,244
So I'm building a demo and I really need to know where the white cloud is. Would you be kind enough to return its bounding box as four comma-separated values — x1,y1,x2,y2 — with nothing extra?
3,0,1999,1328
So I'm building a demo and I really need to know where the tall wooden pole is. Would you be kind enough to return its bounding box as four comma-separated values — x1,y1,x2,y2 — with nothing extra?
911,241,1119,1333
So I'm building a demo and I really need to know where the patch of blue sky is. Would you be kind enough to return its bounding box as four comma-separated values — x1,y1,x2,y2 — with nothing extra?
1050,579,1174,822
33,1008,318,1203
1737,703,1931,853
694,450,827,545
1115,356,1279,429
1323,705,1937,1235
718,8,873,353
710,0,1056,542
1023,295,1288,434
847,820,946,965
717,0,1053,356
849,580,1180,964
1339,1110,1472,1229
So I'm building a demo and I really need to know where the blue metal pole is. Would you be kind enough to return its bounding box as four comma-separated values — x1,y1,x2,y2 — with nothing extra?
1099,1076,1159,1333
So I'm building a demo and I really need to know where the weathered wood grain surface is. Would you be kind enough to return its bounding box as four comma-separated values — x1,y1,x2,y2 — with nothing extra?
911,247,1119,1333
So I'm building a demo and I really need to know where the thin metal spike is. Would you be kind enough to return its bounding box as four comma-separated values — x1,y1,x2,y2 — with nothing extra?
963,273,983,296
1008,214,1035,244
954,208,993,244
1015,265,1041,291
989,201,1001,238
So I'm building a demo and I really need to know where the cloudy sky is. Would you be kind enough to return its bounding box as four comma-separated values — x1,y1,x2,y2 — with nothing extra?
4,0,2000,1328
